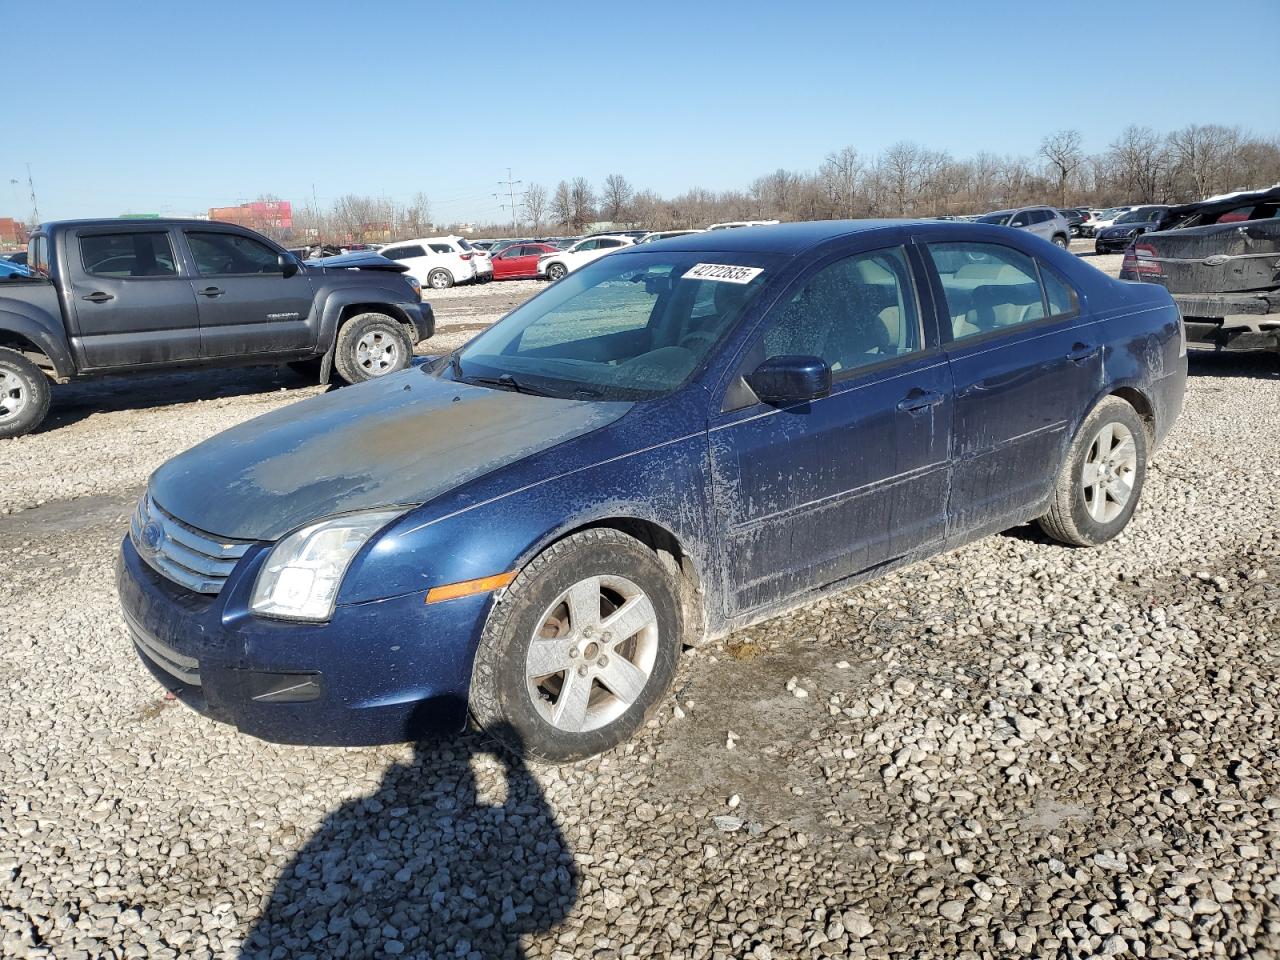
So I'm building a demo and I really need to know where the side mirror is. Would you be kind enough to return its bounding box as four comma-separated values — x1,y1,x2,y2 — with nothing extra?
745,355,831,405
279,254,299,278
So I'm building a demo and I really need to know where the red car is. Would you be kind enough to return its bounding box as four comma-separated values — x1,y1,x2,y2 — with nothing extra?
490,242,557,280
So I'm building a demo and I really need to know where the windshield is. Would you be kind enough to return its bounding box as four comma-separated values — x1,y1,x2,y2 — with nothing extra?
454,251,776,401
978,212,1013,225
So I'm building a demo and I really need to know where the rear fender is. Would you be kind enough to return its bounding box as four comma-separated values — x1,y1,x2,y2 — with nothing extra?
0,307,76,379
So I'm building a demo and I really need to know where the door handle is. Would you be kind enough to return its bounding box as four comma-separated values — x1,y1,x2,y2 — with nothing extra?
198,286,225,298
897,388,945,413
1067,342,1100,363
81,292,114,303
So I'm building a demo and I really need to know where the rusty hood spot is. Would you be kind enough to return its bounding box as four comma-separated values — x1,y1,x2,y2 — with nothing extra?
148,370,630,540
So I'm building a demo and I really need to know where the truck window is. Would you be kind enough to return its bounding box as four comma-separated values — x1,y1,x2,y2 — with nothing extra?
80,233,178,278
186,232,281,276
29,236,50,278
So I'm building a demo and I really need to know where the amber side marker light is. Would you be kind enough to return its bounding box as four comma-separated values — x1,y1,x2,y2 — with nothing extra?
425,571,517,604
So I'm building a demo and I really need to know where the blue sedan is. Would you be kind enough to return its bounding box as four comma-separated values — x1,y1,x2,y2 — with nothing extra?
117,220,1186,761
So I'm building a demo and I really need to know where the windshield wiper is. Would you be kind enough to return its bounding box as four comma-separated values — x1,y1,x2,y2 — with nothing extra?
449,353,465,379
462,372,556,397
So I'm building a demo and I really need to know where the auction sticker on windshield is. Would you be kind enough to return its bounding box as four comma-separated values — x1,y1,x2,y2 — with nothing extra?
684,263,764,284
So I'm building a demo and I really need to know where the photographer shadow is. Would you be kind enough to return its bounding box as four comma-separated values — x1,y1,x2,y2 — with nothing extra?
241,720,577,960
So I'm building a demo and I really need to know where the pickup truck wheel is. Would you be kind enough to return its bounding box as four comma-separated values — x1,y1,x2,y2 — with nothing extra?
333,313,413,384
1038,397,1148,547
470,529,683,763
427,268,454,290
0,347,51,439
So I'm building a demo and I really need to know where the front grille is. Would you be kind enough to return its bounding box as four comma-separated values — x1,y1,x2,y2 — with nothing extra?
130,494,252,595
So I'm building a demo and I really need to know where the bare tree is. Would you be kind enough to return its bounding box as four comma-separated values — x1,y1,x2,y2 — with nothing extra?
1107,125,1168,202
551,181,573,229
569,177,595,231
400,192,431,237
819,146,862,218
523,183,547,234
600,174,634,223
1039,129,1084,207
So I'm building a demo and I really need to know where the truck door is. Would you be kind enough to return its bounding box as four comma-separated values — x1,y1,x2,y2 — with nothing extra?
67,228,202,368
180,229,315,357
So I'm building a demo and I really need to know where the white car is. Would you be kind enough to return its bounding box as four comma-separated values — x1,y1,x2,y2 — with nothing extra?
706,219,780,231
380,235,478,289
636,229,704,244
1083,207,1138,238
537,235,635,281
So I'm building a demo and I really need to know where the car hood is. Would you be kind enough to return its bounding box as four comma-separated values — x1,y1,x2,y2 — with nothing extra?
148,370,630,541
305,251,409,273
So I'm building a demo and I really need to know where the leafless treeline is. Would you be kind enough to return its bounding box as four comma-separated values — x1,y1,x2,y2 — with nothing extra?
283,123,1280,242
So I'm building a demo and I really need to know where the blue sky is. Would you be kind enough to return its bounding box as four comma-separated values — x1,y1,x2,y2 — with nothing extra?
6,0,1277,224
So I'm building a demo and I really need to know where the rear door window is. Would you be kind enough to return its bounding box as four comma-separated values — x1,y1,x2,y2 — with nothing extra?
429,243,454,254
384,245,426,260
80,232,178,278
928,242,1047,341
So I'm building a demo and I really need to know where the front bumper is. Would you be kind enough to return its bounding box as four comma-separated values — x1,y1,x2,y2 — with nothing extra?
117,535,488,745
1095,235,1137,254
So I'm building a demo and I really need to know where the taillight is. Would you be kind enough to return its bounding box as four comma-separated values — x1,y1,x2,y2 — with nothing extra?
1128,242,1162,276
460,253,472,260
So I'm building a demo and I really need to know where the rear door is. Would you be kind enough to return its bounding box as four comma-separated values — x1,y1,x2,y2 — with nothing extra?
181,229,315,357
710,242,953,614
923,238,1100,540
67,227,202,368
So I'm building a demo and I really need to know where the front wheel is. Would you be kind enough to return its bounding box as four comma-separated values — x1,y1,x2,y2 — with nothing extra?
333,313,413,384
546,262,568,282
470,529,683,763
1038,397,1148,547
0,347,52,439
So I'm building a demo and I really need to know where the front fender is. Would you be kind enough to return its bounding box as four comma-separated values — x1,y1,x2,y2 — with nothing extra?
316,286,428,347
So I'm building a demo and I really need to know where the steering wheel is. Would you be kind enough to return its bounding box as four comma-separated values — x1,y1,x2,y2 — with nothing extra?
678,329,718,352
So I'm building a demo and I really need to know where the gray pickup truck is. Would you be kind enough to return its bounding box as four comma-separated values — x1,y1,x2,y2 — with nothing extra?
0,218,433,437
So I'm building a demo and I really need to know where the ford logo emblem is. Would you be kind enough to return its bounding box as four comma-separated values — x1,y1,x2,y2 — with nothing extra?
140,521,165,555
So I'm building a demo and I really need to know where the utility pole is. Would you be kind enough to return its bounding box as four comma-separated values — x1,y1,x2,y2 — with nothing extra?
26,163,40,224
497,168,522,232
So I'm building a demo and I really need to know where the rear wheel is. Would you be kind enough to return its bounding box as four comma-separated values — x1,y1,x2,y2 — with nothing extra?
470,529,683,763
1038,397,1148,547
1052,234,1069,248
546,262,568,282
333,312,413,384
0,347,51,439
427,268,453,290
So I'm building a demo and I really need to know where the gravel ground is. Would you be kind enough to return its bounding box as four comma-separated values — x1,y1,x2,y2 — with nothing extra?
1,256,1278,959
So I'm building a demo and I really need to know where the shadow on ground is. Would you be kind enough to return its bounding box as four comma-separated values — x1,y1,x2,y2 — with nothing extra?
41,364,317,431
1187,351,1280,380
241,724,577,960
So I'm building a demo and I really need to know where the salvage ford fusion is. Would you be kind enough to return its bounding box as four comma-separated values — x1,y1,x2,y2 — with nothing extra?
117,221,1186,761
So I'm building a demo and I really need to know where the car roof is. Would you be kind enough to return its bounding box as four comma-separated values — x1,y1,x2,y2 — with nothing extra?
617,219,931,255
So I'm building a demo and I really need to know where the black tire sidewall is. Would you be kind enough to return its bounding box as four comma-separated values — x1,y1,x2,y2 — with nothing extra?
0,348,51,438
548,264,566,281
334,314,412,384
428,269,452,289
472,533,682,762
1064,402,1148,543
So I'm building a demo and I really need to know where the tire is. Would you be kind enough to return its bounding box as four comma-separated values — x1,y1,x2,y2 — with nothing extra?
1038,397,1148,547
333,312,413,384
1052,234,1070,248
427,268,454,290
0,346,52,439
287,358,324,382
546,262,568,282
470,529,684,763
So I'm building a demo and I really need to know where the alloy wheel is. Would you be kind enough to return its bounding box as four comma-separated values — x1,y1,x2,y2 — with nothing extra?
355,331,400,376
0,368,27,425
525,574,659,733
1081,421,1137,523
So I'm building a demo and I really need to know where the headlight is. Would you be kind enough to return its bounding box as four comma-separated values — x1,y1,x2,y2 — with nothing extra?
250,509,403,621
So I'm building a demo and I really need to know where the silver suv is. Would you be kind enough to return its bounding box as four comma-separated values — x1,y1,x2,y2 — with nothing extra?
977,207,1071,247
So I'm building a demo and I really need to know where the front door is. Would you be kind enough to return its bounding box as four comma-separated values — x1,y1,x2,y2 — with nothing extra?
181,229,315,357
709,244,953,615
67,228,202,368
922,239,1102,540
